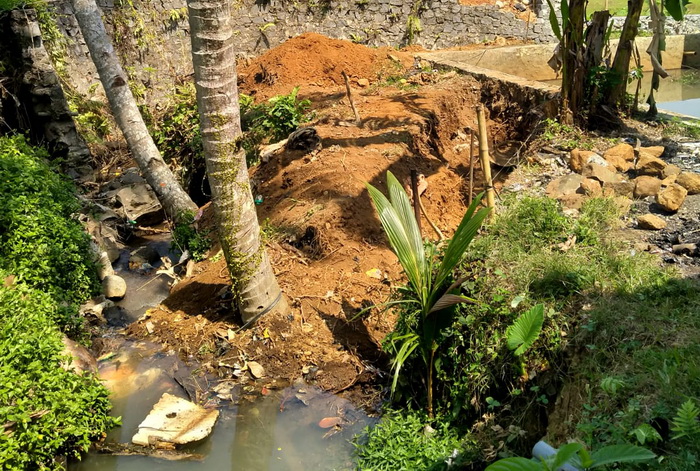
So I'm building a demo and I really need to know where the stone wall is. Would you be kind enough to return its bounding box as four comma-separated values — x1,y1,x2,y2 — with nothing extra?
611,14,700,35
50,0,556,98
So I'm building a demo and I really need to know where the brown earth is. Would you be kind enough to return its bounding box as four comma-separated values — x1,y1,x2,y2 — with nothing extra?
126,33,510,409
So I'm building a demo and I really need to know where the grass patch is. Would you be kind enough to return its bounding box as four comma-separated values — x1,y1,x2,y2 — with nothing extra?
586,0,700,16
358,193,696,468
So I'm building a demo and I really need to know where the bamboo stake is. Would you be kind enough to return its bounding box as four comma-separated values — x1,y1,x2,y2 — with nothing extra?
468,129,475,206
341,71,362,126
476,105,495,217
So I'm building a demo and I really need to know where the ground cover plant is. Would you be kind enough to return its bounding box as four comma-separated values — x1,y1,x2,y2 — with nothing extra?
0,135,117,469
357,191,698,469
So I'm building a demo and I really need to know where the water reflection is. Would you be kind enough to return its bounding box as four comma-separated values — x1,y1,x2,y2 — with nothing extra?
72,342,374,471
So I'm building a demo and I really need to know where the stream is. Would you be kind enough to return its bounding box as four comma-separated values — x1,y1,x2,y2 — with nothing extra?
71,236,374,470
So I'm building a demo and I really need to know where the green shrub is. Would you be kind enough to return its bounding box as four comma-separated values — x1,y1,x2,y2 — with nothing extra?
355,409,476,471
0,280,118,470
0,135,99,307
172,210,211,261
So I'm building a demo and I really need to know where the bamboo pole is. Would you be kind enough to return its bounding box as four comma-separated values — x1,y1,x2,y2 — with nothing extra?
468,129,475,206
341,71,362,126
476,105,495,217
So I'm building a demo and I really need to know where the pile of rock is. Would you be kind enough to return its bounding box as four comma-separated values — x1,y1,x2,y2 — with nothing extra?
546,142,700,230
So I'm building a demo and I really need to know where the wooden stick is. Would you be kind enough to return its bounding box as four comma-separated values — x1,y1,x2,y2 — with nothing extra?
411,169,422,233
341,71,362,126
468,129,475,205
476,105,495,217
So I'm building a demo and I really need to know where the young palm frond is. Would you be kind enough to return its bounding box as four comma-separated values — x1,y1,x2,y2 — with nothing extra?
366,171,490,415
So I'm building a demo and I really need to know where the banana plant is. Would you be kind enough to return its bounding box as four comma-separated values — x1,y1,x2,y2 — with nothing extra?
485,443,656,471
366,171,490,417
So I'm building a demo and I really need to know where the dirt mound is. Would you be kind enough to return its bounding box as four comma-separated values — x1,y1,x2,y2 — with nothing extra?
240,32,410,99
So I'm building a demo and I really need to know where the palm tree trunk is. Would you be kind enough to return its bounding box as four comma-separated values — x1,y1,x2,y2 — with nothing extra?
186,0,288,324
72,0,197,220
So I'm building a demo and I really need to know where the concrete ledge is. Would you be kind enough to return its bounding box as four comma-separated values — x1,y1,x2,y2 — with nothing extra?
419,35,696,82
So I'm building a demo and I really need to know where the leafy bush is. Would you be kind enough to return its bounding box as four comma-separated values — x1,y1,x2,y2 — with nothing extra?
355,409,476,471
0,135,99,308
0,136,116,469
0,280,117,470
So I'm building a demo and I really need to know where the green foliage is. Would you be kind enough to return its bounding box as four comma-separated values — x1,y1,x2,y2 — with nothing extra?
0,135,99,309
507,304,545,356
0,281,119,470
0,136,116,468
630,423,662,445
366,171,489,415
485,443,655,470
354,409,476,470
671,399,700,441
149,84,312,178
171,210,211,262
489,196,570,251
249,87,312,142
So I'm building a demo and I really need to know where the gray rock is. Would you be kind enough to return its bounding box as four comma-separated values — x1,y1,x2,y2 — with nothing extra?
103,274,127,300
116,183,165,226
61,336,97,373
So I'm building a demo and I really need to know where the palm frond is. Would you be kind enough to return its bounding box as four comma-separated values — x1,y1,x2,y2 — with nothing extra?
435,193,490,289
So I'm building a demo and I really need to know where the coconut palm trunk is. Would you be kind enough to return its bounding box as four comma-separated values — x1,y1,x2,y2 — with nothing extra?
186,0,288,324
72,0,197,219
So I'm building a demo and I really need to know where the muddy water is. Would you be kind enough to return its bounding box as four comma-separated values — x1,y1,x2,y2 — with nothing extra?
71,340,373,471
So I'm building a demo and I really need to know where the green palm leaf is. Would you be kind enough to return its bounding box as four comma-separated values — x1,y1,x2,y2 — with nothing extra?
366,181,426,299
506,304,545,356
435,193,490,290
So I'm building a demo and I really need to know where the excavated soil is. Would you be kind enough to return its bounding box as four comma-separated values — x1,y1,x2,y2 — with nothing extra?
126,33,510,409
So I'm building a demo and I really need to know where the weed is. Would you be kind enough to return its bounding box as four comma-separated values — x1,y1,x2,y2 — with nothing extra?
355,409,477,470
538,118,594,151
661,117,700,140
172,210,211,262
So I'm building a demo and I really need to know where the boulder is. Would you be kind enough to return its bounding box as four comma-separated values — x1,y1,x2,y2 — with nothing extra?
357,78,370,87
639,145,665,159
604,152,632,172
115,183,165,226
676,172,700,195
661,174,678,186
578,178,602,197
603,181,634,198
546,174,584,198
633,176,662,198
61,336,98,373
582,163,621,184
656,183,688,212
569,149,601,173
636,154,667,177
604,143,635,163
637,213,667,230
132,393,219,447
103,274,127,300
661,164,682,179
